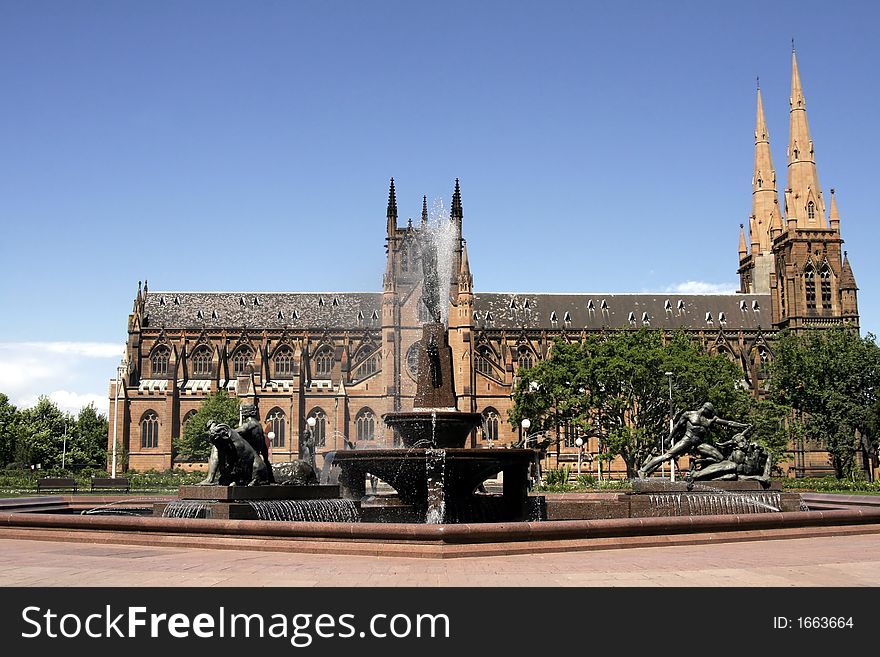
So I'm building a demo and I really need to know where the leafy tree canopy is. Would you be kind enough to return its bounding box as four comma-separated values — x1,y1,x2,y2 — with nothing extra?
770,328,880,478
0,393,18,465
14,396,70,468
174,390,241,460
69,403,109,467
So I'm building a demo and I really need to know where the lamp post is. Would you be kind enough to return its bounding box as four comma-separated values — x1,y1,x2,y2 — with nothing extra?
521,418,531,446
61,421,68,471
111,358,128,479
665,371,675,482
575,436,583,476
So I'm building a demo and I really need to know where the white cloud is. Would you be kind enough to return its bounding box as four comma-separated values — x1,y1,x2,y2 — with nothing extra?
665,280,738,294
19,391,110,415
11,342,124,358
0,342,122,415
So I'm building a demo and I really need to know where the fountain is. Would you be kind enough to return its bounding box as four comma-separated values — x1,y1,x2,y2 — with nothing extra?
333,211,535,523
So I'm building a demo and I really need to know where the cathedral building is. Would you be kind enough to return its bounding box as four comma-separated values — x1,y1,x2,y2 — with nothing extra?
109,50,858,477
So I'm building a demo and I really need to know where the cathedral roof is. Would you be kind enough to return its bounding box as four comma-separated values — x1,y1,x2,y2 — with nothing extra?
142,292,383,330
473,293,771,331
140,290,771,332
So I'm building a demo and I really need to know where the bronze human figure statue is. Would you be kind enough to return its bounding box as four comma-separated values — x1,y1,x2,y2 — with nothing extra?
687,426,772,484
637,402,750,479
236,404,274,483
301,425,317,472
198,403,274,485
199,421,272,486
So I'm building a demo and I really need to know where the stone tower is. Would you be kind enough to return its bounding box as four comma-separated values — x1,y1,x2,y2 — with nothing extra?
740,49,859,330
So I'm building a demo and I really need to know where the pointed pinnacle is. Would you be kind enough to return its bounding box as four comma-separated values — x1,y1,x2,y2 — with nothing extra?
387,177,397,218
451,178,463,219
422,195,428,224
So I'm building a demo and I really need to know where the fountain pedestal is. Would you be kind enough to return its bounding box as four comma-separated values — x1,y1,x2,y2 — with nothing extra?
155,484,351,520
334,448,534,523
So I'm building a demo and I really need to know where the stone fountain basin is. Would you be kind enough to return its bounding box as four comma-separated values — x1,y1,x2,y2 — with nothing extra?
332,448,534,520
382,410,483,448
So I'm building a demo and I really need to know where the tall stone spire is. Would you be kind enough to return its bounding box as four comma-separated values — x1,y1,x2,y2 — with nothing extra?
421,194,428,226
786,49,827,228
386,177,398,236
451,178,463,224
752,85,777,252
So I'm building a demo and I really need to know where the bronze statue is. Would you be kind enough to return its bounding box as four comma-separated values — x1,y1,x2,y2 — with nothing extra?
236,404,274,483
637,402,750,479
688,426,772,484
301,425,317,472
199,421,271,486
272,460,319,486
199,403,273,485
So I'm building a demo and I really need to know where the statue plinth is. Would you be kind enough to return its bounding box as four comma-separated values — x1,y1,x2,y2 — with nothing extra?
414,322,457,409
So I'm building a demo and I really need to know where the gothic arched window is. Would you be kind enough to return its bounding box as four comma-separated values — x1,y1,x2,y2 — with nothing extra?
483,408,499,442
757,347,771,379
151,347,170,378
308,409,327,447
140,411,159,449
182,410,197,431
190,346,212,377
314,347,333,378
804,265,816,310
807,201,816,220
356,408,376,442
354,347,379,379
232,347,254,376
267,408,285,448
474,347,494,376
517,346,534,370
820,265,832,309
274,347,294,378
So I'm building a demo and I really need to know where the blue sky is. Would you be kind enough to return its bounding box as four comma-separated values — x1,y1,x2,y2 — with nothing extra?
1,0,878,415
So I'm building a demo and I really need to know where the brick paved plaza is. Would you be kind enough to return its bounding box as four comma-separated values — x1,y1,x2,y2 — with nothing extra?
1,532,879,587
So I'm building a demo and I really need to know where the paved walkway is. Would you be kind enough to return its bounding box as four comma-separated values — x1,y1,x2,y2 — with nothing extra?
1,533,879,586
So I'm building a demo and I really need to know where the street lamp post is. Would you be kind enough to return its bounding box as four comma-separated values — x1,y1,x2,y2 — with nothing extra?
666,371,675,482
575,436,583,476
111,359,128,479
520,418,531,446
61,421,68,471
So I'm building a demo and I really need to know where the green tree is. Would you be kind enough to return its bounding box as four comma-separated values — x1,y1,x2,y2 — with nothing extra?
174,390,241,460
510,330,751,478
770,328,880,478
69,403,109,467
0,393,18,466
509,339,592,451
14,396,72,469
